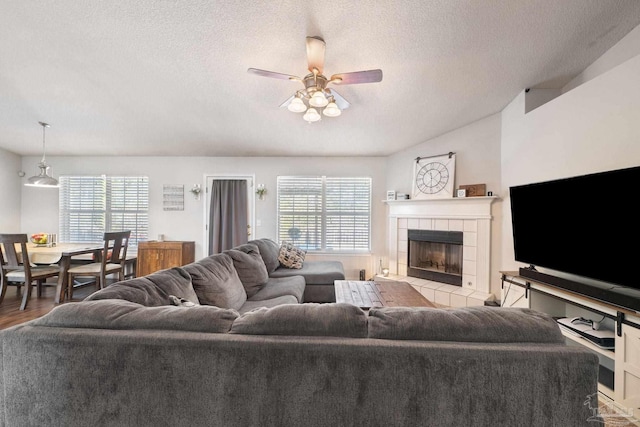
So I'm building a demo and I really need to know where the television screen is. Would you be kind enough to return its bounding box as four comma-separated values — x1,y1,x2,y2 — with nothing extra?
509,166,640,290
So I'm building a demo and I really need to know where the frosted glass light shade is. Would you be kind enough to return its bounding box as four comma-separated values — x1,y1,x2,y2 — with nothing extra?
309,91,329,108
323,102,341,117
303,107,321,123
288,97,307,113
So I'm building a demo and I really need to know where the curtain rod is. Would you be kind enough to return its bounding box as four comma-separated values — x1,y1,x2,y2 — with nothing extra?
415,152,455,163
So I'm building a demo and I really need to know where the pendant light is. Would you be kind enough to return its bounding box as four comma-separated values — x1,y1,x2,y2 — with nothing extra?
25,121,59,188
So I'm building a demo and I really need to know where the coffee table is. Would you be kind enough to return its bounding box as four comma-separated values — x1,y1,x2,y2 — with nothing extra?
334,280,435,309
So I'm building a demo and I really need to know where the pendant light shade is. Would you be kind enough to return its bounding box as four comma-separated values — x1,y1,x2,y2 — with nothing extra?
303,107,321,123
309,90,329,108
25,122,59,188
323,101,342,117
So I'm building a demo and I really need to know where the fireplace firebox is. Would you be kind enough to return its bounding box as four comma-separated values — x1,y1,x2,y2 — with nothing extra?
407,229,463,286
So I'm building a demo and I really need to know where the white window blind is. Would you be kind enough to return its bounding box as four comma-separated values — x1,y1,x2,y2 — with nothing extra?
59,176,149,246
277,176,371,251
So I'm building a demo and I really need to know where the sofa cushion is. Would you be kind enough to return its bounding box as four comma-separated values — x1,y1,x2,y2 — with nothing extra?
247,276,305,303
224,244,269,298
247,238,280,274
278,242,306,269
32,299,239,333
230,303,368,337
368,306,565,344
84,267,198,307
237,295,299,314
269,260,345,285
182,253,247,311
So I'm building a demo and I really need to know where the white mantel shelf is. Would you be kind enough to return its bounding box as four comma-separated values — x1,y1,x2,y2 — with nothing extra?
384,196,499,219
383,196,498,204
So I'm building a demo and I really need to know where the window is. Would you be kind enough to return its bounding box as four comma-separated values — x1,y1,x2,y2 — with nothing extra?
277,176,371,251
59,176,149,246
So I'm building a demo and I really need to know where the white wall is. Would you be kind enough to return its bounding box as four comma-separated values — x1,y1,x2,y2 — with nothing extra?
500,53,640,278
20,155,386,278
563,24,640,93
0,147,22,232
385,113,503,295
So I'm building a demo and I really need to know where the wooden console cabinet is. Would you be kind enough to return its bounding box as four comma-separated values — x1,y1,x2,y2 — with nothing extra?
500,271,640,414
136,241,195,277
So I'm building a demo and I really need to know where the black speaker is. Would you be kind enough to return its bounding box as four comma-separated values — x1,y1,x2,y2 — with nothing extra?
359,269,365,281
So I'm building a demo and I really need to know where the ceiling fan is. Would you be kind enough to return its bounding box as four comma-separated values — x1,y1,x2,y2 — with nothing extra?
247,36,383,122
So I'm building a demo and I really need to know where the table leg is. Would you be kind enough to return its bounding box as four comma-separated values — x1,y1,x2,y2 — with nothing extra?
55,256,70,304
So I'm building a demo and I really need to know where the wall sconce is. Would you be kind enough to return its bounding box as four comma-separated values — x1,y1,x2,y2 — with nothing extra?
256,184,267,200
190,184,202,200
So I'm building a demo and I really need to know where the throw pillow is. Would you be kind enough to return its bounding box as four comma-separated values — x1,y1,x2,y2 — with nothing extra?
278,242,306,269
224,244,269,298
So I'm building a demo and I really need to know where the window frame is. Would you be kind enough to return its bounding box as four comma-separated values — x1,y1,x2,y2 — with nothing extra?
59,175,149,246
276,175,372,253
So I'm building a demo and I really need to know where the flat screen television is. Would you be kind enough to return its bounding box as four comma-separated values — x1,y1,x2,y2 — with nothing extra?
509,165,640,310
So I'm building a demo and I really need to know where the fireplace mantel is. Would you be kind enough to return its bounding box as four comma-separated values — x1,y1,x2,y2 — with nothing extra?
385,196,498,219
386,196,498,305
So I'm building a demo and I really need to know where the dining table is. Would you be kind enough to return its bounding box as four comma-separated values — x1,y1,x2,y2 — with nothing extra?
23,243,104,303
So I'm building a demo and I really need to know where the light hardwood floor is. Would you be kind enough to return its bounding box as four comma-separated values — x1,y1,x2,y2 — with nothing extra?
0,280,98,330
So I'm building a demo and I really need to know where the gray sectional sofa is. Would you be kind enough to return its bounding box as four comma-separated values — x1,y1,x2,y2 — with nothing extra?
0,240,600,426
247,238,345,302
0,301,599,426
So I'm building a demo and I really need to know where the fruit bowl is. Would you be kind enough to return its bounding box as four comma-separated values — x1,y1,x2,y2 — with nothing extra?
30,233,48,245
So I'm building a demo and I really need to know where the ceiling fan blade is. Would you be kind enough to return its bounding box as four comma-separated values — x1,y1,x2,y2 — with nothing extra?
330,69,383,85
247,68,301,81
306,36,326,74
327,88,350,110
279,94,295,108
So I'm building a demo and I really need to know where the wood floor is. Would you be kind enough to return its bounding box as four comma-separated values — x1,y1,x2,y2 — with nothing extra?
0,280,98,330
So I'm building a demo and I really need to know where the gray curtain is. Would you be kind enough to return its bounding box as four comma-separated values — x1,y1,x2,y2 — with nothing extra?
209,180,248,254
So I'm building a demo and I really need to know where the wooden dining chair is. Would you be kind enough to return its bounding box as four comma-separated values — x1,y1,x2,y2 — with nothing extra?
67,230,131,299
0,234,61,310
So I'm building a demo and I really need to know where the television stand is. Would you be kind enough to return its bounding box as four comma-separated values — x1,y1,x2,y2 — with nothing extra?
500,271,640,415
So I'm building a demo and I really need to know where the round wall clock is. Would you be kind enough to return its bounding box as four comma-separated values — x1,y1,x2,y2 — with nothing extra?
412,153,456,199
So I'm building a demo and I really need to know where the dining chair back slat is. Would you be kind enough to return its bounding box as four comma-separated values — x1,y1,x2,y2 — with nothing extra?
0,234,29,269
0,233,60,310
67,230,131,299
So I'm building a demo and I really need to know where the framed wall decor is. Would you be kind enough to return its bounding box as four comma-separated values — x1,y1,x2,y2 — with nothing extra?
412,152,456,199
459,183,486,197
386,191,396,201
163,185,185,211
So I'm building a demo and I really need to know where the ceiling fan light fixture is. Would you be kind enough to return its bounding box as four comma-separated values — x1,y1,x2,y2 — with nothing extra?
303,107,321,123
323,102,341,117
309,90,329,108
288,96,307,113
25,121,59,188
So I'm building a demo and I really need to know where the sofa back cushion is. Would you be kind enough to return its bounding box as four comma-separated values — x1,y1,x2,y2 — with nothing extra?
32,299,238,333
224,244,269,298
247,238,280,274
368,306,565,344
84,267,198,307
230,303,368,337
182,253,247,310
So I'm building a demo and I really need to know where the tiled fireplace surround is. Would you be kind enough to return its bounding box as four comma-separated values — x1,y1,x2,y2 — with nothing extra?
385,197,496,307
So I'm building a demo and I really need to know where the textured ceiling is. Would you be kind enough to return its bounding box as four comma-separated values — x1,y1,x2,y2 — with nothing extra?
1,0,640,157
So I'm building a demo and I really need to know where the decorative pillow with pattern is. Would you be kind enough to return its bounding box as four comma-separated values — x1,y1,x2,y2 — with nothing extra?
278,242,306,269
